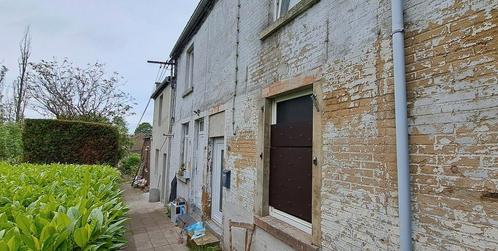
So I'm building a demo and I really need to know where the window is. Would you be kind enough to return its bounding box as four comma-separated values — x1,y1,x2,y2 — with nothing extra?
269,89,313,233
276,0,301,18
198,118,204,132
158,94,163,126
184,45,194,95
155,149,159,175
181,123,190,167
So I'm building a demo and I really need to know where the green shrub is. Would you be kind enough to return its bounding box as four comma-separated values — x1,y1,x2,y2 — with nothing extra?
23,119,120,166
119,153,141,175
0,123,23,163
0,162,128,250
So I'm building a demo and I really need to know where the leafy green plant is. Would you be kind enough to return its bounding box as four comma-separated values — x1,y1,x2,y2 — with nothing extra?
119,153,141,175
0,162,128,250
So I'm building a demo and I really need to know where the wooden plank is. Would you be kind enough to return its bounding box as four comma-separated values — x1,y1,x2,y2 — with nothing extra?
230,221,254,229
312,81,323,245
192,231,220,246
270,122,312,147
255,98,272,216
269,147,312,222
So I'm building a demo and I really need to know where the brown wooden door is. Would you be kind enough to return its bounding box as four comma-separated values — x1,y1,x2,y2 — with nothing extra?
269,94,312,223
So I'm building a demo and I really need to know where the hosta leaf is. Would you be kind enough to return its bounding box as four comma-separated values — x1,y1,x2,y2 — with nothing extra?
0,197,11,206
83,244,98,251
0,241,7,251
32,235,41,251
53,212,74,234
40,225,56,243
34,216,50,234
67,207,80,222
89,208,104,230
0,163,128,250
53,231,69,249
7,235,20,251
15,214,32,235
74,226,89,248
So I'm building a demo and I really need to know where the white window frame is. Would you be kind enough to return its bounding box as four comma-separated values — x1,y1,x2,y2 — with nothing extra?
181,123,190,166
275,0,301,19
270,89,313,234
185,45,194,92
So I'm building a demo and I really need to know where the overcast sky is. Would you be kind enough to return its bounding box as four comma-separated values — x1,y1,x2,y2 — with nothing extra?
0,0,198,132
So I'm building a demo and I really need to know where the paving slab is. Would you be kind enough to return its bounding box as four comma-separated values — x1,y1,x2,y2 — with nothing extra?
122,185,188,251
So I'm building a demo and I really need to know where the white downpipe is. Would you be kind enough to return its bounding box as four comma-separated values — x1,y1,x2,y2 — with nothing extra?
391,0,412,250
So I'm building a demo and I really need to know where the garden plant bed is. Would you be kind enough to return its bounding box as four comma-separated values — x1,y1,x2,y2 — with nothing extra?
0,162,128,250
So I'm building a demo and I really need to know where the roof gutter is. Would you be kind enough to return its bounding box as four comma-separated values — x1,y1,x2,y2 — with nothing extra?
169,0,216,59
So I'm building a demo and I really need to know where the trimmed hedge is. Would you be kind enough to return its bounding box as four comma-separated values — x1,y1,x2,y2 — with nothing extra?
0,123,23,163
23,119,120,166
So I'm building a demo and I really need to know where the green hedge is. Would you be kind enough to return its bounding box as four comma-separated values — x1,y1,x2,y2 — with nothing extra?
0,162,128,250
0,123,23,163
23,119,120,166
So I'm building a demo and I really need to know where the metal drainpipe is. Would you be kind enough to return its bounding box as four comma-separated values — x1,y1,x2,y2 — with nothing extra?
391,0,412,250
164,61,177,205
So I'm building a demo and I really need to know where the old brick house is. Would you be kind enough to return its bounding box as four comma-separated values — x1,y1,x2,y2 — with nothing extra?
149,0,498,250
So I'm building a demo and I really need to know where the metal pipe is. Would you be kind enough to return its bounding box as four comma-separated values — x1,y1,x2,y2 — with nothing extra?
391,0,412,250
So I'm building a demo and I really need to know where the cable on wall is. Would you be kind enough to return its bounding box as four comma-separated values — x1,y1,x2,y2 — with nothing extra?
232,0,241,136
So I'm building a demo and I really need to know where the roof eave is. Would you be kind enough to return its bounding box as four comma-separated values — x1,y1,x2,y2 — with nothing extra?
169,0,216,59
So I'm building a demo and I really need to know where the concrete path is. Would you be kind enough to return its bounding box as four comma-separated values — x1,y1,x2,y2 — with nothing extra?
122,185,188,251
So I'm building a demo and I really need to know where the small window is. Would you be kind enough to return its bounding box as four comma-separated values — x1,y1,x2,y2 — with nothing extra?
158,94,164,126
199,118,204,132
181,123,190,166
155,149,160,175
276,0,301,18
185,45,194,94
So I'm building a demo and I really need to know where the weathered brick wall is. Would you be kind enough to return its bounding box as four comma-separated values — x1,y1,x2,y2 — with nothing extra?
405,0,498,249
317,0,399,249
169,0,239,211
164,0,498,250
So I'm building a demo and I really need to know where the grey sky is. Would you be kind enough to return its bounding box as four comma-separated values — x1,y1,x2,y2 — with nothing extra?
0,0,198,131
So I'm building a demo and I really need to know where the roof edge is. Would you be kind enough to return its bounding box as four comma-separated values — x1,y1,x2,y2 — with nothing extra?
169,0,216,59
150,76,173,99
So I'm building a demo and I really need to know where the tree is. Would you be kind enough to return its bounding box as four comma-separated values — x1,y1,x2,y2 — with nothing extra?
13,27,32,122
29,58,135,121
134,122,152,136
112,116,133,160
0,65,6,85
0,65,8,121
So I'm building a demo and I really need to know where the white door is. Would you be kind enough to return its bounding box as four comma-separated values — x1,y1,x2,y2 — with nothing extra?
191,119,205,209
211,137,224,225
161,153,168,202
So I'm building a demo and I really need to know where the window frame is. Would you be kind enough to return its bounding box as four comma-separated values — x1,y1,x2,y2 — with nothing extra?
260,0,320,40
255,80,323,246
158,94,163,126
183,45,195,97
275,0,301,20
181,123,190,167
269,89,313,234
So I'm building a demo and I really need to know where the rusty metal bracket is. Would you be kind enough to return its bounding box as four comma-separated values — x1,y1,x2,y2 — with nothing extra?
310,94,320,112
